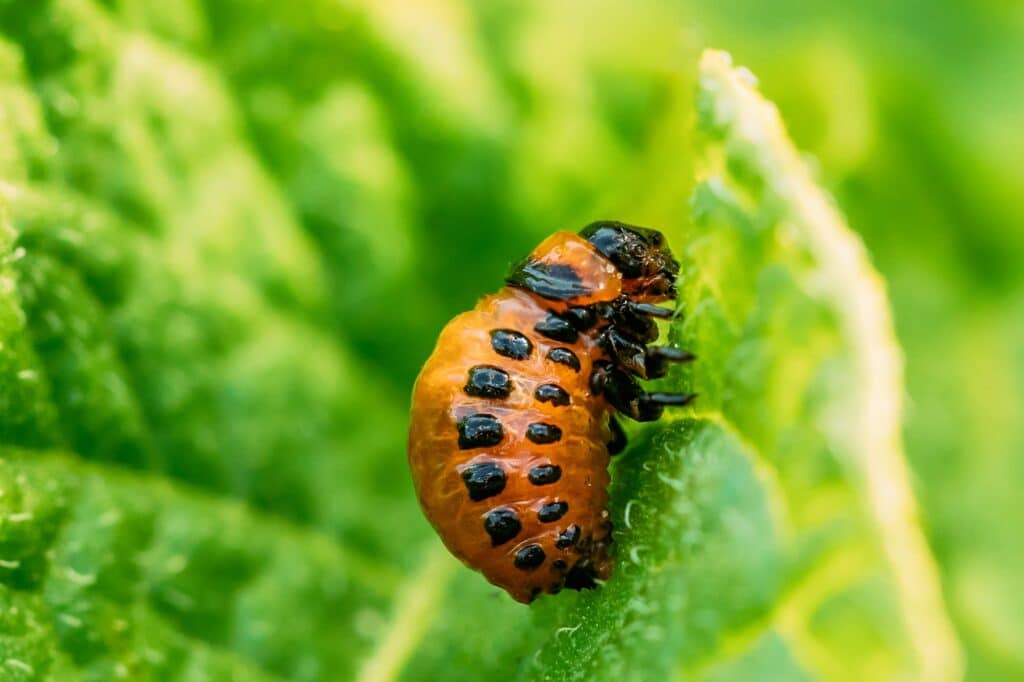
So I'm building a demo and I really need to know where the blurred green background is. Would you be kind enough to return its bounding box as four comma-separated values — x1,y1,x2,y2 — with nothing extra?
0,0,1021,680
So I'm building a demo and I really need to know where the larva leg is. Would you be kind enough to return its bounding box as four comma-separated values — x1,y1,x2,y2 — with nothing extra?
600,297,658,343
623,301,674,319
601,365,697,422
608,417,627,455
644,346,696,379
640,391,697,409
598,328,647,376
595,296,697,420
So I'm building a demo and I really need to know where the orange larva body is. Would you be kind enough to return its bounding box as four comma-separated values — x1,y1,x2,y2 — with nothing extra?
408,223,690,603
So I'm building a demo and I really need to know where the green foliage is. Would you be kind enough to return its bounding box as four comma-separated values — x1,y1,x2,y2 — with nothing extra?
0,1,1020,680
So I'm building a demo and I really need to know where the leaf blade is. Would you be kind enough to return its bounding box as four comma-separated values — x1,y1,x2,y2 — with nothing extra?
696,49,962,682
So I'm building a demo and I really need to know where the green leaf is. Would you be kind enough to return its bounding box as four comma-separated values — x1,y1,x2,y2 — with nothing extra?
0,1,964,678
669,51,964,681
0,448,402,680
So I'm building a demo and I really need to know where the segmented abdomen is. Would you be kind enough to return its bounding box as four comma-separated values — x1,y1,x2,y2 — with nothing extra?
408,287,614,603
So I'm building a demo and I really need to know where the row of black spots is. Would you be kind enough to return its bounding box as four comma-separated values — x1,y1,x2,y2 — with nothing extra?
513,518,580,571
489,325,582,375
458,414,561,449
483,499,569,548
465,366,571,411
462,462,562,502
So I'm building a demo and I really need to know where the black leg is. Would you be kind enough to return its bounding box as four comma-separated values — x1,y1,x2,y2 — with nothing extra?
607,297,659,343
595,295,698,420
599,329,648,377
607,417,627,455
633,392,697,421
589,360,612,397
603,365,697,422
644,346,696,378
602,366,646,419
641,392,697,408
625,301,675,319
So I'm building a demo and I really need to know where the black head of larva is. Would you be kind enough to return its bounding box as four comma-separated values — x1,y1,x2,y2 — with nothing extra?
580,221,679,299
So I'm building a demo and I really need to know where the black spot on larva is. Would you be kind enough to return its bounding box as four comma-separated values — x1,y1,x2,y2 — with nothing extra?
483,507,521,546
546,347,580,372
526,422,562,444
534,313,578,342
534,383,570,406
556,525,580,549
506,260,591,301
460,462,507,501
552,559,568,572
514,544,546,571
464,365,512,399
538,500,568,522
458,414,503,449
565,306,597,330
528,464,561,486
490,329,533,360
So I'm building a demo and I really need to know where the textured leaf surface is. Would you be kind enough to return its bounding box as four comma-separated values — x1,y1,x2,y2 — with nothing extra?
0,1,998,680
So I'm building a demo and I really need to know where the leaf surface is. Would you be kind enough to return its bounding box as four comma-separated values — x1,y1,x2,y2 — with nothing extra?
0,3,960,679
